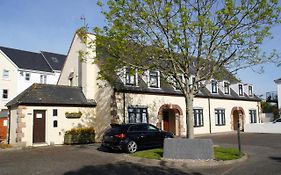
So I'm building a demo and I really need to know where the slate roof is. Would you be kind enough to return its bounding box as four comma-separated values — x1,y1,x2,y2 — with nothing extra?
6,84,97,107
112,75,260,102
0,46,66,72
41,51,67,71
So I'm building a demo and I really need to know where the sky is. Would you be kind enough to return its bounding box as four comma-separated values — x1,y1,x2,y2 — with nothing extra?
0,0,281,97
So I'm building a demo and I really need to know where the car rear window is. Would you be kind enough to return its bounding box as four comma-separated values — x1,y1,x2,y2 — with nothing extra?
105,126,124,135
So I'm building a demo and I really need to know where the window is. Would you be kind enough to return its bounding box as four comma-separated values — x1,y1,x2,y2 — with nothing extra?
3,119,8,126
53,109,58,116
125,68,136,85
215,109,225,126
128,124,148,132
149,71,160,88
2,89,8,99
2,69,9,79
20,71,24,76
193,108,204,127
224,82,230,94
211,80,218,93
25,72,30,81
53,120,58,128
249,110,257,123
40,75,47,84
128,107,148,123
238,84,243,96
248,86,253,97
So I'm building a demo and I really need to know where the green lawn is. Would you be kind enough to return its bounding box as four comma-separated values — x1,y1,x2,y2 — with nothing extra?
131,147,244,161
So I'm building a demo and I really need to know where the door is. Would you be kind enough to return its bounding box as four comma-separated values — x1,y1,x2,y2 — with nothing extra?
33,110,46,143
163,111,169,131
233,111,239,130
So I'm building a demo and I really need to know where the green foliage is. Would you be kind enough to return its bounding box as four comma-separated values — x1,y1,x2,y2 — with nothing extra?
64,127,96,144
65,112,82,119
214,147,244,161
131,148,163,160
130,147,244,161
65,127,95,136
88,0,281,138
261,101,279,119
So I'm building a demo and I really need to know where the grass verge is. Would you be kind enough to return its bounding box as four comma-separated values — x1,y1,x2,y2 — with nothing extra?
131,147,244,161
214,146,244,160
131,148,163,160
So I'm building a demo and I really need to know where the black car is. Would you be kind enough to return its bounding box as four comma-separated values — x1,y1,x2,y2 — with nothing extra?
101,123,174,153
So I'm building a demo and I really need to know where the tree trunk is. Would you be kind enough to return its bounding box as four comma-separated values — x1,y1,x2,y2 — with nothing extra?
185,93,194,139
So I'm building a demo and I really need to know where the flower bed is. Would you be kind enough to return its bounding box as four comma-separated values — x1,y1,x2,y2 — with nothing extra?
64,127,95,144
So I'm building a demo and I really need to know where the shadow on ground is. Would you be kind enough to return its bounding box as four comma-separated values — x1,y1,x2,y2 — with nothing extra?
269,157,281,163
63,160,204,175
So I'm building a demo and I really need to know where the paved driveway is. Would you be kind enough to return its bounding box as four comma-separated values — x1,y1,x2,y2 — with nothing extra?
0,133,280,175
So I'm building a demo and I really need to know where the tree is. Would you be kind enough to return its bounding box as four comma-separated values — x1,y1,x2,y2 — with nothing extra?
84,0,280,138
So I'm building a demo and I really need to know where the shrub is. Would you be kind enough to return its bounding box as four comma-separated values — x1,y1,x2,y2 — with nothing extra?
64,127,95,144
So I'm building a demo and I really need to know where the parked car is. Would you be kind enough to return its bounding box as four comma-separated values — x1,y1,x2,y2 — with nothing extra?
101,123,174,153
273,118,281,123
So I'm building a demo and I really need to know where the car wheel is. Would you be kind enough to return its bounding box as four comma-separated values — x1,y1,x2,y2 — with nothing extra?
127,140,138,153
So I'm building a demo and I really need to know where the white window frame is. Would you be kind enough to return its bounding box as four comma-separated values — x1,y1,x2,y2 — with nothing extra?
25,72,30,81
128,107,148,123
124,68,137,86
193,108,204,127
148,70,160,88
2,89,8,99
40,74,47,84
249,109,257,123
248,85,253,97
238,84,243,96
223,81,230,94
2,69,9,79
211,80,218,93
215,108,226,126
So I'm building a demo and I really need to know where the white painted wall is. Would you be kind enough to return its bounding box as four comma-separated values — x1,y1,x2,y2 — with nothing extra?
0,51,61,110
9,105,96,146
0,51,18,110
16,69,58,93
245,123,281,134
277,83,281,109
115,92,260,136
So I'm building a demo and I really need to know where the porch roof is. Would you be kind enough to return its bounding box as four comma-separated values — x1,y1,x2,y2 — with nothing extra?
6,84,97,107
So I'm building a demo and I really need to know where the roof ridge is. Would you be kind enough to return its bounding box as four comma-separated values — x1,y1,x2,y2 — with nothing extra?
40,51,66,56
0,46,40,55
33,83,82,89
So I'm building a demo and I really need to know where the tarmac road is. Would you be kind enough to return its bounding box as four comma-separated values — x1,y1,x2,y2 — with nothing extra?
0,132,280,175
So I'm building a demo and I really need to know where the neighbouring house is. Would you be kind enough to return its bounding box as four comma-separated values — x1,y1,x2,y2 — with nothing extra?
274,78,281,110
58,33,261,138
0,110,8,141
6,84,96,146
0,46,66,110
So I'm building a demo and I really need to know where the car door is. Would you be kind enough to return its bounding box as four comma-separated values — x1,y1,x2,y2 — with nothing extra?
146,124,163,147
128,124,149,147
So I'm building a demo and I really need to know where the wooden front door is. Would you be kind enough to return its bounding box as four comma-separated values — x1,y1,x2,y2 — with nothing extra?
163,111,169,131
233,111,239,130
33,110,46,143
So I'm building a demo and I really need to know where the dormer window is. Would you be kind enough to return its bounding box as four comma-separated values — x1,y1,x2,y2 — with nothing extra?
149,70,160,88
125,68,136,86
238,84,243,96
211,80,218,93
224,82,230,94
248,85,253,97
